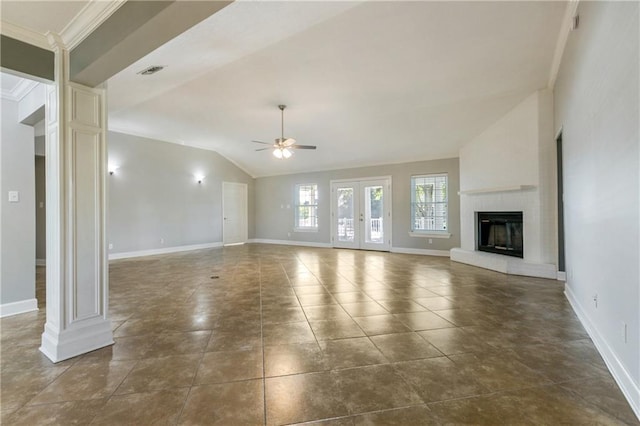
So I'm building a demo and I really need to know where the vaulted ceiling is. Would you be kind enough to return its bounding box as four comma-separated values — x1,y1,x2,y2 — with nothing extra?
2,1,567,177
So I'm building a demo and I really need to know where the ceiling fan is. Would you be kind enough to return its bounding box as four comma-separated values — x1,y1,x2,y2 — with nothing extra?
252,105,316,159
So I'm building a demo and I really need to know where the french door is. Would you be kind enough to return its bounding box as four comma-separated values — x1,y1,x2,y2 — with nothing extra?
331,178,391,251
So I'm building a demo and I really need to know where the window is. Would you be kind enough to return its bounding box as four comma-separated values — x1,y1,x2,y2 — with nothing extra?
295,184,318,230
411,174,448,233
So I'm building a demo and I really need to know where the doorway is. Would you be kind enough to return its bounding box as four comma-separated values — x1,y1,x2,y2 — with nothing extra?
222,182,248,245
331,178,392,251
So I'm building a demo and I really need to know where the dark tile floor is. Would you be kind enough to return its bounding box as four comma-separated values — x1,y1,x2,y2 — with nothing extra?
1,244,638,425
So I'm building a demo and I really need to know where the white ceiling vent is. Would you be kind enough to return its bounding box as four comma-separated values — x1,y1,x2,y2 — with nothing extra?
137,65,166,76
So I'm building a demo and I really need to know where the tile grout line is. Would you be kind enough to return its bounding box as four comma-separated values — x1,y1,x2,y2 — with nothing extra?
280,402,433,426
283,256,323,351
299,254,378,349
12,362,75,413
259,256,268,426
173,268,215,425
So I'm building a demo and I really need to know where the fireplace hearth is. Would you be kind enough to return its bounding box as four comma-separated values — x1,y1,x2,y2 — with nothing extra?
477,211,523,258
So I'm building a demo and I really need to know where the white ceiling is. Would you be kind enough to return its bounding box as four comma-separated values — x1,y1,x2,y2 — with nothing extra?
108,1,566,177
1,1,89,35
1,1,567,178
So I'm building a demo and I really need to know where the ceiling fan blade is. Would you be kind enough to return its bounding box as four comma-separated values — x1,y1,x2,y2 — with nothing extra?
290,145,317,150
283,138,296,147
251,140,272,145
255,147,272,151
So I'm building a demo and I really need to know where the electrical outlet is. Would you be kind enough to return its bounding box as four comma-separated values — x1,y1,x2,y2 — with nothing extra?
287,232,291,238
108,243,113,250
160,238,165,244
592,293,598,308
428,238,433,244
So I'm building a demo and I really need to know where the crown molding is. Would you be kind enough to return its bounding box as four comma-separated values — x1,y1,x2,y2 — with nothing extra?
548,0,580,89
60,0,126,49
0,0,125,52
0,78,40,102
0,90,19,102
0,20,52,50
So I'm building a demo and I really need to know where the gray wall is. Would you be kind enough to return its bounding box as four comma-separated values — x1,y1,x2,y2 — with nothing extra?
255,158,460,251
108,131,255,254
554,1,639,399
0,35,54,82
35,153,46,261
0,98,35,305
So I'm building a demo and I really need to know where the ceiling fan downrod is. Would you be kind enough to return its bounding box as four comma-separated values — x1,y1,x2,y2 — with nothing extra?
279,104,286,143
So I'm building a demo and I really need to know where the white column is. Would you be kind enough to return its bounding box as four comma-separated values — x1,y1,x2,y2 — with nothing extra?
40,36,112,363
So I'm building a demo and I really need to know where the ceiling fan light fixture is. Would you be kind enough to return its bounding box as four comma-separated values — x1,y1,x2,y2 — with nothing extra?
253,104,316,159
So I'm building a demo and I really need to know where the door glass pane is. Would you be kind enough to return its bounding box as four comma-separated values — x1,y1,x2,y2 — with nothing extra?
365,185,383,244
337,187,355,242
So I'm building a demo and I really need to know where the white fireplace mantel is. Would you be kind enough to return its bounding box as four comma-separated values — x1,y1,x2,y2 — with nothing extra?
457,185,536,196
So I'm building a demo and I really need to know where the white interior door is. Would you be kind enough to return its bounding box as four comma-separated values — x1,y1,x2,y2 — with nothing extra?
331,178,391,251
223,182,248,245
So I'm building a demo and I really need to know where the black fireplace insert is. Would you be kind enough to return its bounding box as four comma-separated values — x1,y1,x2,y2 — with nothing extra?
477,211,523,258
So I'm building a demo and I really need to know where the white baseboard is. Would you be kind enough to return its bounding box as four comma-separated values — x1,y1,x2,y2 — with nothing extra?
390,247,450,257
0,298,38,318
247,241,451,256
450,248,557,279
35,259,46,266
565,285,640,420
109,242,223,260
248,239,332,248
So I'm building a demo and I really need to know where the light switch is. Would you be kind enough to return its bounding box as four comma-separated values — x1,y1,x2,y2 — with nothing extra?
8,191,19,203
39,201,44,208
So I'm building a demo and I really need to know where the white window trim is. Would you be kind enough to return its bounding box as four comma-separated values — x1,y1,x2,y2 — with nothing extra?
294,227,319,233
409,231,451,239
410,173,448,233
294,183,319,231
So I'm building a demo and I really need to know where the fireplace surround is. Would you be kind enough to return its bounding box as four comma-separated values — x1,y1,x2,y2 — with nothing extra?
477,211,523,258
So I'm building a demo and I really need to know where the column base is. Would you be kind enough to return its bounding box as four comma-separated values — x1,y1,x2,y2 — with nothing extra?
40,317,114,363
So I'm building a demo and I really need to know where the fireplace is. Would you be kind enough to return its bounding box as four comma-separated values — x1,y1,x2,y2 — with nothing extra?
477,211,523,258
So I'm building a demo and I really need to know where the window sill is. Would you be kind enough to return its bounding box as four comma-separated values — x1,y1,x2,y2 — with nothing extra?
294,228,319,233
409,231,451,239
